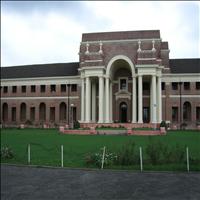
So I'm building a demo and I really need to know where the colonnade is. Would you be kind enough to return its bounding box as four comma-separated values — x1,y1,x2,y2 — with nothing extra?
81,74,162,123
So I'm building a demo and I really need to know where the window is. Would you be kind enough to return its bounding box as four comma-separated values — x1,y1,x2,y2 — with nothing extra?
120,79,127,90
196,82,200,90
50,85,56,92
61,84,66,92
21,85,26,93
184,82,190,90
143,82,150,90
11,107,16,122
71,84,77,92
172,107,178,122
162,82,165,90
40,85,46,93
31,85,36,93
172,82,178,90
3,86,8,93
12,86,17,93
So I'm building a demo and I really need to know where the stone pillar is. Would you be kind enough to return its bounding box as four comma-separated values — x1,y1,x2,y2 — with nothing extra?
152,75,157,123
81,78,85,122
157,75,162,123
105,77,110,123
138,75,143,123
132,76,137,123
92,82,96,122
98,76,104,123
150,79,153,122
85,77,91,122
109,81,113,122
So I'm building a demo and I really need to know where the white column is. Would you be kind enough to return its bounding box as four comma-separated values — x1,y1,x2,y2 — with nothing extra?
92,82,96,122
81,78,85,122
98,76,104,123
138,75,143,123
150,79,153,122
85,77,91,122
152,75,157,123
109,81,113,122
157,75,162,123
105,77,110,123
132,76,137,123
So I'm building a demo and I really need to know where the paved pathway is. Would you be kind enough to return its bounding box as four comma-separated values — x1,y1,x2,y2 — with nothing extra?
1,164,200,200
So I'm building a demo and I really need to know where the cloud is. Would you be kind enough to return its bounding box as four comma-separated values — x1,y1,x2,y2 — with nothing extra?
1,1,199,66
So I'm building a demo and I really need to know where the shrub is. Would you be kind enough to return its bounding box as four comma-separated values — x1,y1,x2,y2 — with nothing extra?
115,142,139,165
160,121,167,129
74,121,80,129
1,146,14,159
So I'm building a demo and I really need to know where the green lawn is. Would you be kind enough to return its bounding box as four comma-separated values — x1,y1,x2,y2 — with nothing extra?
1,128,200,171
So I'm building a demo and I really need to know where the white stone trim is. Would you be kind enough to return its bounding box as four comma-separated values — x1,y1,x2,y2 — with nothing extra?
162,74,200,82
137,58,156,61
79,66,105,70
84,60,103,63
81,38,161,44
1,96,79,100
169,95,200,98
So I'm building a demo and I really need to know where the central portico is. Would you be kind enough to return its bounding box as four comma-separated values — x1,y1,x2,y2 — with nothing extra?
79,30,169,124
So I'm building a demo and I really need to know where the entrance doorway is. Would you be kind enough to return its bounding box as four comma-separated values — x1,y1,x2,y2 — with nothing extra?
120,102,127,123
143,107,150,123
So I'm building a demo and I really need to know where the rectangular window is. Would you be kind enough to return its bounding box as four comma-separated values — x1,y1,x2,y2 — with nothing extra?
11,107,16,122
196,82,200,90
3,86,8,93
120,79,127,90
30,107,35,121
162,82,165,90
31,85,36,93
12,86,17,93
21,85,26,93
51,85,56,92
172,107,178,122
143,82,150,90
61,84,66,92
172,82,178,90
40,85,46,93
71,84,77,92
184,82,190,90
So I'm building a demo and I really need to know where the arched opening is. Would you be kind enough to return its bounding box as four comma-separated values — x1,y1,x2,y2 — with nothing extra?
2,103,8,122
20,103,26,122
183,102,191,121
59,102,67,121
119,102,127,123
39,103,46,121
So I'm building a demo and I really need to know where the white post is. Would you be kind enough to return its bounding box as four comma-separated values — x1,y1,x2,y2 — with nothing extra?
85,77,91,122
81,78,85,122
138,75,143,123
101,146,106,169
132,76,137,123
157,75,162,123
186,147,189,172
28,144,30,164
105,77,110,123
92,82,96,122
109,81,113,122
139,147,143,172
61,145,64,168
152,75,157,123
98,76,104,123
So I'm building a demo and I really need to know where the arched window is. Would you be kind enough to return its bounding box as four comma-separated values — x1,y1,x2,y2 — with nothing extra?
39,103,46,121
20,103,26,122
183,102,191,121
59,102,67,121
2,103,8,122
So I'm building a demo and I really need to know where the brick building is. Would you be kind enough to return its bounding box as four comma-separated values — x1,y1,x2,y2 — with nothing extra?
1,30,200,129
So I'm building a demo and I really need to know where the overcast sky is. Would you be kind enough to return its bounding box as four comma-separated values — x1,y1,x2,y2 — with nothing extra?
1,1,199,67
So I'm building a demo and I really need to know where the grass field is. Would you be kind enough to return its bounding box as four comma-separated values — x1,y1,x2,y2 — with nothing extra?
1,128,200,171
